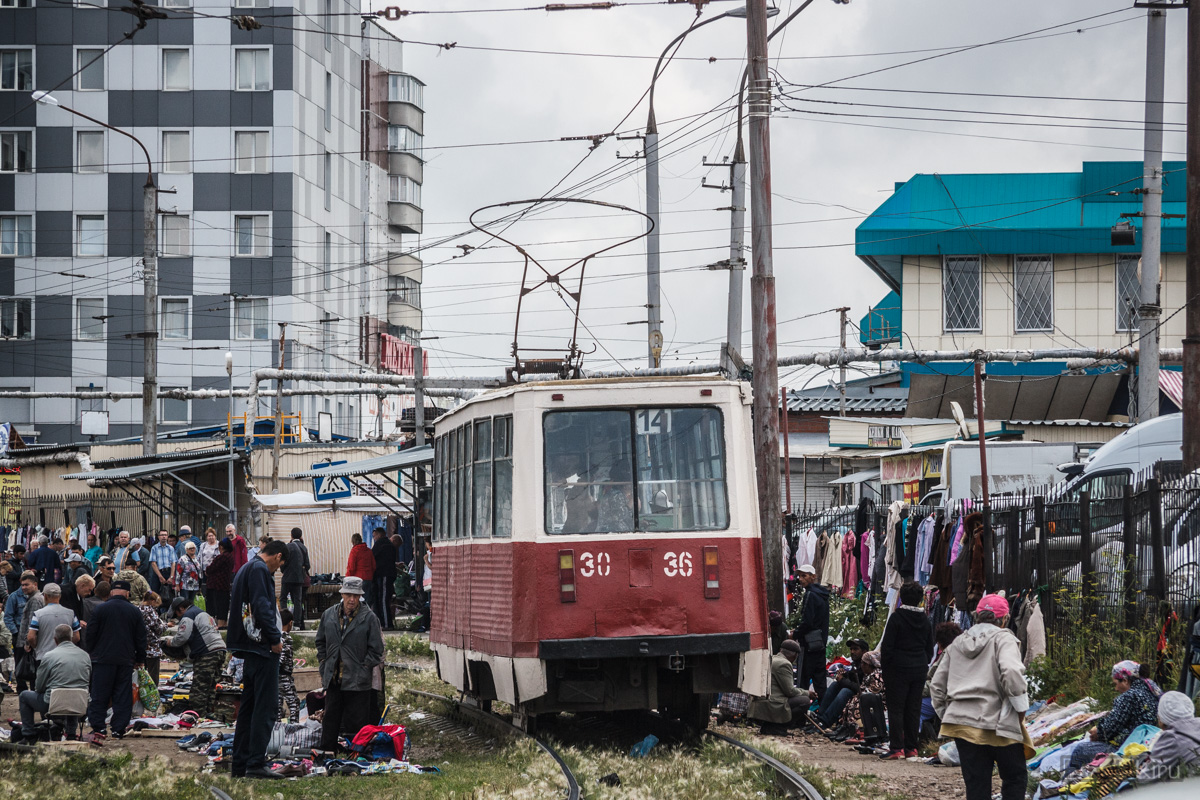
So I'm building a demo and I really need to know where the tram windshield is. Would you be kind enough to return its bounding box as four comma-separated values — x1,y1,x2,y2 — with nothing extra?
544,407,729,534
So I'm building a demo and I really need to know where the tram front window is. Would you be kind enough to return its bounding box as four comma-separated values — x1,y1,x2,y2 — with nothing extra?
543,407,728,534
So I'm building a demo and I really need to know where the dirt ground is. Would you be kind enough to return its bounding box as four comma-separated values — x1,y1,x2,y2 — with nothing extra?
775,727,986,800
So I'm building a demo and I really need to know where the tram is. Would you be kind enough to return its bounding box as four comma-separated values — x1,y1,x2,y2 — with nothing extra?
428,376,771,730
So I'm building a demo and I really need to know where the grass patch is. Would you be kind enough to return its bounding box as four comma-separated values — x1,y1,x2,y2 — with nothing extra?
385,634,434,661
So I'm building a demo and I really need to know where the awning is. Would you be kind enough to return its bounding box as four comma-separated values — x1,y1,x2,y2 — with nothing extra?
1160,370,1184,410
288,445,433,479
829,468,880,485
907,372,1120,421
61,453,237,481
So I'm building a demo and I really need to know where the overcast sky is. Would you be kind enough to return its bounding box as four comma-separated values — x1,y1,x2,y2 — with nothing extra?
378,0,1188,388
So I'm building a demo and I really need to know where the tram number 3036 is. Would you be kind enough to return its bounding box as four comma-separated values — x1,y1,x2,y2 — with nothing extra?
576,552,694,578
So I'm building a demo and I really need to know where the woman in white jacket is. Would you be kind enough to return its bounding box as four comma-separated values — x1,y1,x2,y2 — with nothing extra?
930,594,1033,800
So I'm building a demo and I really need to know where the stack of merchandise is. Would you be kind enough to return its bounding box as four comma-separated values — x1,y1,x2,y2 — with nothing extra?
1025,699,1108,748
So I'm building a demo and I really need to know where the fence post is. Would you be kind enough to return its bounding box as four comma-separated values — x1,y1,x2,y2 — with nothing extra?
1148,477,1166,602
1080,488,1094,619
1006,506,1020,591
1122,484,1137,630
1034,495,1050,620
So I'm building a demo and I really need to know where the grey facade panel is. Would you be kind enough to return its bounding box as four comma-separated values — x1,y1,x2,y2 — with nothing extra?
0,176,13,211
36,126,72,175
0,296,73,378
106,293,143,378
192,294,229,341
35,211,72,258
36,423,75,445
106,92,276,129
272,46,293,92
107,91,135,130
33,44,71,90
0,259,13,296
271,217,291,259
157,93,195,127
190,375,230,426
228,258,275,297
229,92,274,128
272,173,293,212
159,258,194,296
70,13,114,46
271,256,293,296
0,9,36,46
0,97,35,128
156,18,195,46
192,91,232,128
107,173,144,258
229,175,277,212
35,9,73,45
193,174,230,212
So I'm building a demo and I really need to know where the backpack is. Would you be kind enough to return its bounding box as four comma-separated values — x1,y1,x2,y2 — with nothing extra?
349,724,408,761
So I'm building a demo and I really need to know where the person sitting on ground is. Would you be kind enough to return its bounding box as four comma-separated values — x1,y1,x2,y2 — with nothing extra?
18,623,91,742
1063,660,1164,770
748,639,809,736
810,637,868,736
930,594,1032,800
879,580,933,760
846,650,888,751
168,596,227,720
1140,690,1200,781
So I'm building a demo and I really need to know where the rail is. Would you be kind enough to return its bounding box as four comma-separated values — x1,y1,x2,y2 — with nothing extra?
405,689,580,800
705,730,826,800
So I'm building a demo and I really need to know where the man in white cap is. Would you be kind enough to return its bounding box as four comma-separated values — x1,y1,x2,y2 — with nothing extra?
792,564,830,706
315,575,384,751
1141,691,1200,781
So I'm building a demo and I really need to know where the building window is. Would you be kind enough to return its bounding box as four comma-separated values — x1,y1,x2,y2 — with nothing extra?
0,215,32,256
0,1,35,9
161,298,189,339
76,215,105,257
1014,255,1053,332
943,255,981,332
388,176,422,206
160,0,191,6
0,130,32,173
323,0,332,51
161,131,189,173
162,49,190,91
1117,254,1141,333
234,214,268,256
235,48,270,91
0,50,33,92
389,275,420,306
0,298,31,340
0,388,31,427
234,297,268,340
160,390,190,424
76,130,103,173
320,317,332,369
233,0,268,6
388,73,424,108
323,230,332,290
387,126,422,158
323,151,331,209
76,297,104,341
160,214,190,256
324,71,332,131
234,131,269,173
76,49,104,90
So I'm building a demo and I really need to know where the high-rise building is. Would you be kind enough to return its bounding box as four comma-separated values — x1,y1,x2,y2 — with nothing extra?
0,1,424,444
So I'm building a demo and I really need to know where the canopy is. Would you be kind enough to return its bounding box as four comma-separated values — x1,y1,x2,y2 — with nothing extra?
287,446,432,479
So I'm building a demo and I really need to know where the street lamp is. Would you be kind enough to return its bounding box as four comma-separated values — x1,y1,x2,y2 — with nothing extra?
34,90,160,456
643,4,779,369
226,351,236,525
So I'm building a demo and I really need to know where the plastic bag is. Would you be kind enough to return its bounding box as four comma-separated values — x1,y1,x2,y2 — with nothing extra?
939,740,960,767
137,667,161,715
267,719,322,757
194,593,206,612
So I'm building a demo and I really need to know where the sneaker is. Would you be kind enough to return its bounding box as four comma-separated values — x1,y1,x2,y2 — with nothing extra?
880,750,906,760
87,731,106,747
905,749,920,761
806,709,827,731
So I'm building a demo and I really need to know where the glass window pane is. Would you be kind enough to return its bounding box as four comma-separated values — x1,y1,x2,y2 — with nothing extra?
163,49,189,91
1,299,32,340
1014,255,1054,332
161,393,189,423
235,50,252,91
77,49,104,90
161,215,189,256
162,131,189,173
255,50,269,90
633,407,728,532
1117,255,1141,332
77,216,105,256
1,215,32,257
943,256,981,332
1,131,32,173
544,410,632,534
77,298,103,340
77,131,103,173
162,299,188,339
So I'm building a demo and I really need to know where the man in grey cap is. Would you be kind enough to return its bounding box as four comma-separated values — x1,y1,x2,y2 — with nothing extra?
315,576,384,751
27,583,80,661
748,638,810,736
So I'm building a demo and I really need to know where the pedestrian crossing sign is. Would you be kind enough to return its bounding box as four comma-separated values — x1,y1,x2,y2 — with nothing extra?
314,461,353,500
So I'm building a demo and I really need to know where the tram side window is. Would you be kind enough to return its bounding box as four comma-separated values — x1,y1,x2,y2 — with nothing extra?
543,407,728,534
435,435,446,541
473,418,492,538
461,423,473,539
448,427,458,539
493,415,513,538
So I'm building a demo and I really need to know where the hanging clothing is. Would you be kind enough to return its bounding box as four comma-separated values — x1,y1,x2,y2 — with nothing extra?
794,528,817,571
899,515,918,580
813,531,829,580
949,515,967,565
821,532,843,591
915,514,937,584
929,516,955,598
883,501,907,592
840,531,857,599
859,529,874,589
1023,601,1046,666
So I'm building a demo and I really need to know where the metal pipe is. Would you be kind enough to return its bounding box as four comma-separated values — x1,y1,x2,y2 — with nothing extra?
1138,7,1167,423
1187,0,1200,472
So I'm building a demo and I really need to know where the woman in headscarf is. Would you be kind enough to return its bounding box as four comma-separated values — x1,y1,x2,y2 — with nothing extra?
844,649,887,750
1089,660,1163,747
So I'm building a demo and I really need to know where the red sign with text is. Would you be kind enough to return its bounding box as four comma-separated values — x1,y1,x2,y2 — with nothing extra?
381,333,427,375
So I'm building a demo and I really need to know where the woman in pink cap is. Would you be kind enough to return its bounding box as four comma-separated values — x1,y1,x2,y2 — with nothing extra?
930,593,1032,800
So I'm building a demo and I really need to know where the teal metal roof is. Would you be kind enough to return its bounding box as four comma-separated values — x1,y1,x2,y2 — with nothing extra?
288,445,432,478
855,161,1186,290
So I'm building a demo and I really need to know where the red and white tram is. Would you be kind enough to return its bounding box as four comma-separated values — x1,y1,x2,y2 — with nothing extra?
428,376,771,729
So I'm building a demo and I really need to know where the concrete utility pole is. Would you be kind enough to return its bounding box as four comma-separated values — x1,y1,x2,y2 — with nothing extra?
837,307,850,417
725,142,748,373
746,0,783,616
1138,6,1168,423
414,344,426,448
271,322,287,492
645,119,663,368
226,352,236,525
974,360,991,515
143,180,159,456
1186,0,1200,472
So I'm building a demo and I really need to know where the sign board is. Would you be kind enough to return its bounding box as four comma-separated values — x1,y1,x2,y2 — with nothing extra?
317,412,333,442
313,461,353,501
867,425,903,449
0,467,19,524
81,410,109,436
380,333,428,375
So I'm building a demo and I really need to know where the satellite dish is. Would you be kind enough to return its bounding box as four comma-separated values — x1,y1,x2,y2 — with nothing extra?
950,401,972,441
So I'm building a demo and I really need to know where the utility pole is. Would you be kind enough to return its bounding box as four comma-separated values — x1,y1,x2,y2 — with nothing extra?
974,360,991,515
1139,6,1167,423
271,322,287,492
726,144,748,374
746,0,783,616
645,118,663,368
1187,0,1200,472
781,387,791,512
143,179,159,456
226,351,236,525
837,307,850,418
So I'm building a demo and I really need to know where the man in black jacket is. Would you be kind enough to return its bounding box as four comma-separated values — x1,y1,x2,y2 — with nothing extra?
84,579,147,745
369,527,397,630
792,564,830,704
227,540,286,779
281,528,310,631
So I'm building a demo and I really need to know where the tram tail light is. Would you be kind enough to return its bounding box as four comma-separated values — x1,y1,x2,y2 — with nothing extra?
559,550,576,602
703,546,720,599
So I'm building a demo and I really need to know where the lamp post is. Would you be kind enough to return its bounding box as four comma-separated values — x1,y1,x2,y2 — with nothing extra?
226,351,236,525
34,90,159,456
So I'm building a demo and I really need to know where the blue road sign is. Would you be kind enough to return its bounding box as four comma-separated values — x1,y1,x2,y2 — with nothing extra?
313,461,353,500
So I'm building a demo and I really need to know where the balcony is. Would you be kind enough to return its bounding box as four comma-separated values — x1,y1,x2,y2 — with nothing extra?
387,294,422,330
387,175,423,235
387,252,422,283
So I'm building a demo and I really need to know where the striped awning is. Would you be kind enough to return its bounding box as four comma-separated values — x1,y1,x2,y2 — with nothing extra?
1160,370,1184,410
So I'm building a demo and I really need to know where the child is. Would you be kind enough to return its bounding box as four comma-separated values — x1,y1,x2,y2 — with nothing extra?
278,609,302,722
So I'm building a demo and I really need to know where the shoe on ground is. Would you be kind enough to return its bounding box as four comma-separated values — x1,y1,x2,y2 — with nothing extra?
905,748,920,760
87,731,105,747
880,750,906,760
806,709,827,731
244,767,285,780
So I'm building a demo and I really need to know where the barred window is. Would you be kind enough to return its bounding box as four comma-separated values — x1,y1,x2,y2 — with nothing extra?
943,256,981,332
1116,255,1140,333
1014,255,1053,332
